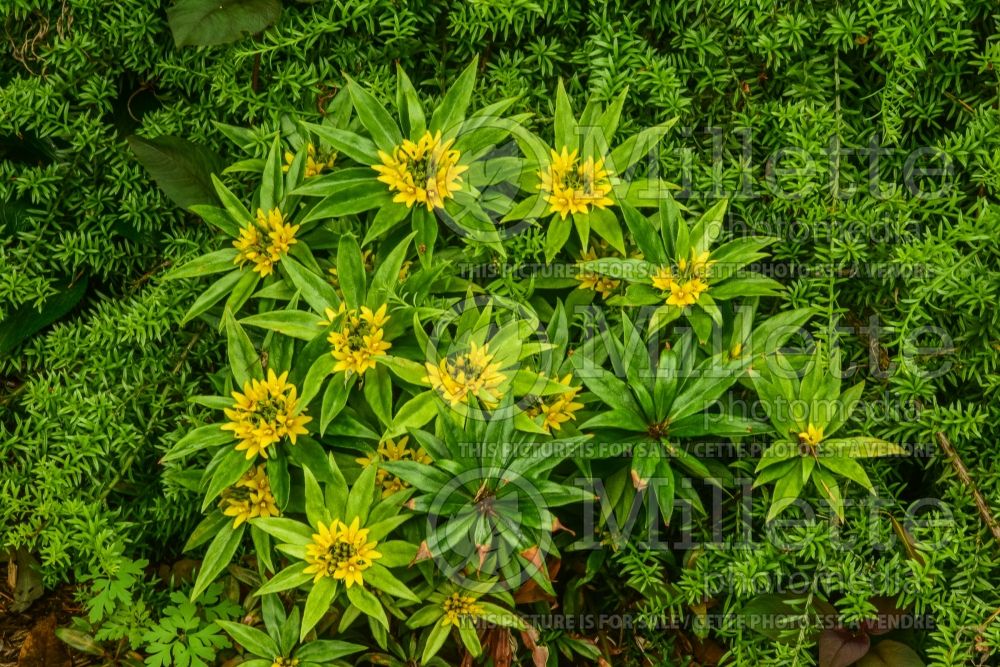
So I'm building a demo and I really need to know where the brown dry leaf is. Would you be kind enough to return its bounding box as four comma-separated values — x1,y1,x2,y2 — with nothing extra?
480,626,515,667
409,540,433,565
691,636,727,665
551,516,575,536
17,614,71,667
513,558,561,604
520,626,549,667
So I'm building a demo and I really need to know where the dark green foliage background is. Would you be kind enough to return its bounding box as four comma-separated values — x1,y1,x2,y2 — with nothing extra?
2,0,999,663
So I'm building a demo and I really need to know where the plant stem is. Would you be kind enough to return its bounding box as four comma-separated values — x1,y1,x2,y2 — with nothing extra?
934,431,1000,547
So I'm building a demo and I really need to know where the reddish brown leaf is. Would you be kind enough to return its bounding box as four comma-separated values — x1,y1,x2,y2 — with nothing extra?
819,627,871,667
18,614,72,667
514,558,561,604
520,627,549,667
856,640,924,667
409,540,432,565
551,516,576,536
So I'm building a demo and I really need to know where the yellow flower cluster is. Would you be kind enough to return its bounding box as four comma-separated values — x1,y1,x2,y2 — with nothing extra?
441,591,484,627
651,249,714,307
356,436,432,497
233,208,300,277
324,304,392,376
271,657,299,667
575,247,620,298
373,131,467,210
283,142,335,179
304,518,382,588
538,147,614,219
222,369,312,460
424,342,507,407
219,465,279,527
576,273,619,298
528,374,585,433
798,423,824,447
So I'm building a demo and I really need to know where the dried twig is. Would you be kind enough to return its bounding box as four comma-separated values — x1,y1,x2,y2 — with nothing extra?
935,431,1000,547
4,13,49,75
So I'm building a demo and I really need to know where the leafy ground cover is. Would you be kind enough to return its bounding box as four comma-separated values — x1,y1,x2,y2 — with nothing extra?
3,1,1000,665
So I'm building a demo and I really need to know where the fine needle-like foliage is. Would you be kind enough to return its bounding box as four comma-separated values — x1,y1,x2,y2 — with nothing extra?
3,3,1000,666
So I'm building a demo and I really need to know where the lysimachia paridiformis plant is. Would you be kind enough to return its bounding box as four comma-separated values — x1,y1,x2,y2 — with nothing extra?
381,399,593,595
505,80,678,261
162,128,344,325
11,0,1000,661
582,196,783,341
408,295,576,425
294,59,526,261
216,597,364,666
751,347,906,521
142,58,918,666
406,581,524,663
252,462,420,639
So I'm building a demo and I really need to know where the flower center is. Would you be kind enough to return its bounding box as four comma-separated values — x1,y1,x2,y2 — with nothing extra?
538,148,614,219
559,164,596,193
252,397,284,426
330,542,357,565
373,131,466,210
442,592,483,625
223,370,311,459
222,485,253,503
346,321,376,348
233,208,299,277
326,305,391,376
452,353,485,376
652,250,714,307
407,155,431,184
311,540,361,578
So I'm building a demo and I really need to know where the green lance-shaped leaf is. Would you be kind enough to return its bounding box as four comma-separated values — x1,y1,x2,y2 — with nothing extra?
429,57,479,137
346,583,389,629
347,77,402,153
215,620,279,658
301,576,338,640
190,524,245,601
225,308,263,385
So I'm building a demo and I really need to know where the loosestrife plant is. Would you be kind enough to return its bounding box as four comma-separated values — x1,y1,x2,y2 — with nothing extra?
506,81,677,261
294,59,525,260
155,62,911,665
